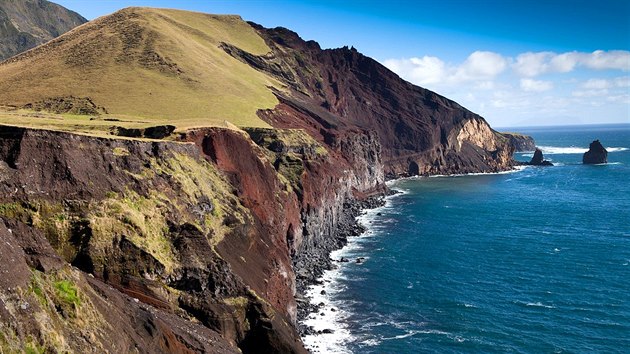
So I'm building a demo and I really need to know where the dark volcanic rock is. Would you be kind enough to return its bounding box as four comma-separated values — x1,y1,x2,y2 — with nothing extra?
528,148,553,166
583,140,608,164
226,24,515,177
0,0,86,61
501,132,536,152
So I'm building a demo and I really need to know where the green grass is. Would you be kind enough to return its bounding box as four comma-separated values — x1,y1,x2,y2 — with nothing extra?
30,274,48,306
25,343,44,354
53,280,81,306
0,202,29,220
223,296,249,308
0,7,281,131
90,190,178,272
112,147,130,156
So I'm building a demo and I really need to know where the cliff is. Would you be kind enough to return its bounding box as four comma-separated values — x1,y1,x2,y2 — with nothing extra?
501,132,536,152
0,123,384,352
0,0,86,61
0,6,519,353
225,25,515,177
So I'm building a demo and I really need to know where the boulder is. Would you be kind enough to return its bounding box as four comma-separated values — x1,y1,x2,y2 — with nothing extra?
528,148,553,166
583,140,608,164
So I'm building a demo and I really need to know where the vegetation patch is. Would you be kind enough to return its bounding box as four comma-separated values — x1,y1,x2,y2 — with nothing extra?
53,280,81,306
89,190,177,272
112,147,130,156
245,128,329,195
0,202,30,220
223,296,249,308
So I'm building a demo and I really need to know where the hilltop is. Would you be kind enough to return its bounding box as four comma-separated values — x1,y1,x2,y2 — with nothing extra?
0,0,86,61
0,7,280,130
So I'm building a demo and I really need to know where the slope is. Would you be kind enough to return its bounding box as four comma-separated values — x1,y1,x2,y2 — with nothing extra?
0,7,280,129
225,25,514,176
0,0,86,61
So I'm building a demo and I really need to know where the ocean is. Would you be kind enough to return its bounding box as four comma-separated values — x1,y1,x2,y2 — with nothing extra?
302,123,630,353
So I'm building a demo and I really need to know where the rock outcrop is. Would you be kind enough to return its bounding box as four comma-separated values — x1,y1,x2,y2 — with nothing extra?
501,132,536,152
528,148,553,166
0,0,86,61
583,140,608,164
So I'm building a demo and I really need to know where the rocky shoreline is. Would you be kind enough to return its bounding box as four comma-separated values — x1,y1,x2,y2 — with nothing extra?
294,192,394,336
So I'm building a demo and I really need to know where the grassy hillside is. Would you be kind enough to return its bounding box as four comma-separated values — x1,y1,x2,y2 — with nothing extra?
0,7,282,131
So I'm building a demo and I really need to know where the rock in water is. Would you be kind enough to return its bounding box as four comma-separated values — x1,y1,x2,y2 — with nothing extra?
529,148,553,166
583,140,608,164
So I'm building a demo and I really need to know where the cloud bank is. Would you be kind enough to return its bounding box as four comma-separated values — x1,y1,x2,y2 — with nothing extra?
382,50,630,126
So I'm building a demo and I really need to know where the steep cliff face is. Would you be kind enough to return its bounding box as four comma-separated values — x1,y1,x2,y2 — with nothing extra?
0,126,311,353
0,122,384,352
0,0,86,61
501,132,536,152
223,25,515,177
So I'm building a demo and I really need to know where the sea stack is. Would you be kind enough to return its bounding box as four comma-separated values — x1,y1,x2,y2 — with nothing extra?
583,140,608,164
529,148,553,166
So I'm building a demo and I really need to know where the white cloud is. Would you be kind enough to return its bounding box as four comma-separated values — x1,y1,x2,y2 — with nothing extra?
383,56,446,85
454,51,508,81
583,50,630,71
513,50,630,77
475,81,496,90
382,50,629,126
606,94,630,104
520,78,553,92
572,89,609,97
383,51,507,87
581,79,610,89
579,76,630,90
549,52,579,73
614,76,630,87
513,52,553,76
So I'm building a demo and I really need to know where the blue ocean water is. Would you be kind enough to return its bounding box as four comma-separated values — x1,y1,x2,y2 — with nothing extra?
304,124,630,353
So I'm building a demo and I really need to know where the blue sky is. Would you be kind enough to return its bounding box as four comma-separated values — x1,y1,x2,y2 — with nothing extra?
55,0,630,127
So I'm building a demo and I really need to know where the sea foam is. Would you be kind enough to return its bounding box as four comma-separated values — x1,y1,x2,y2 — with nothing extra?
531,146,629,154
301,191,400,353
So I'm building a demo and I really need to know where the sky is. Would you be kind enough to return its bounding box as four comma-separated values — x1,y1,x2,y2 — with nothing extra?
54,0,630,127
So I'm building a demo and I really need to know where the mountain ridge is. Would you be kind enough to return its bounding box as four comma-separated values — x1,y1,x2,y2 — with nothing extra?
0,0,86,61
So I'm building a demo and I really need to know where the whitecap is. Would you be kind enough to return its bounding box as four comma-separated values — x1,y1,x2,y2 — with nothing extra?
361,338,381,346
537,146,628,154
525,301,555,309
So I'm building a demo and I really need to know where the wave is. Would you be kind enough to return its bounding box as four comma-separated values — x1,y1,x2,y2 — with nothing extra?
427,165,529,178
302,191,403,353
514,300,556,309
388,166,529,182
524,146,629,155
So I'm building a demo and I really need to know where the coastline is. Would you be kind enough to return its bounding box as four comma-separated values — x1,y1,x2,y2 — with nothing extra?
297,165,528,352
295,195,388,332
298,190,403,353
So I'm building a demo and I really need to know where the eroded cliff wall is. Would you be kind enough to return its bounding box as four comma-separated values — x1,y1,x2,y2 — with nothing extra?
0,123,384,352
